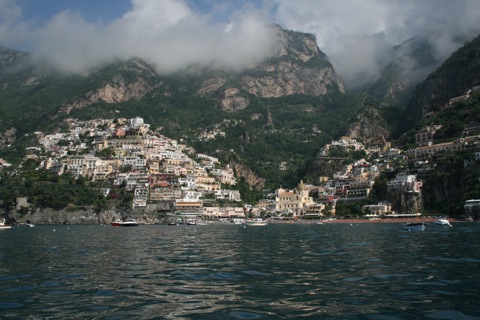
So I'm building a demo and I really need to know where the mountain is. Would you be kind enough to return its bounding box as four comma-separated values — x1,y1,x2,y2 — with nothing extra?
0,46,28,65
0,25,348,188
398,33,480,133
364,36,439,108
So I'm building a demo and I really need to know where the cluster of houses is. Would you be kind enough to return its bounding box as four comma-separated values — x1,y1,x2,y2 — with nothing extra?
253,135,420,218
31,117,243,219
22,108,480,220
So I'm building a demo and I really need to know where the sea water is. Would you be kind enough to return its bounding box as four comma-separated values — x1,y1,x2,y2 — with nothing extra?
0,222,479,319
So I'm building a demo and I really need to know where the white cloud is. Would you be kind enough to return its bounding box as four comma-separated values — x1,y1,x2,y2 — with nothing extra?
272,0,480,88
1,0,276,74
1,0,480,88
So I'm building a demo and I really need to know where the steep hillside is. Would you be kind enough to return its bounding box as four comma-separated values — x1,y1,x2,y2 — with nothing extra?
398,34,480,134
0,46,28,65
0,26,349,188
364,36,439,107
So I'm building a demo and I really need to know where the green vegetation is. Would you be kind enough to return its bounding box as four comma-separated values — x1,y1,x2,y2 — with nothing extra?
0,170,127,212
0,29,479,217
422,152,480,216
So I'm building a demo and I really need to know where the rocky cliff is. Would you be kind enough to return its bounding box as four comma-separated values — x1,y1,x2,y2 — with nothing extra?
346,107,390,145
230,161,266,189
196,25,345,111
7,207,165,225
387,190,423,215
401,34,480,128
60,60,165,114
61,74,161,114
0,47,28,65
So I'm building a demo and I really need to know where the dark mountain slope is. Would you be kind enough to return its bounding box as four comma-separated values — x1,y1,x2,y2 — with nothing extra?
398,34,480,134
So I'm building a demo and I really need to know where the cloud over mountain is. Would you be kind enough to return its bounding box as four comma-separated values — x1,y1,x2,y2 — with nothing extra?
1,0,480,88
273,0,480,88
0,0,276,74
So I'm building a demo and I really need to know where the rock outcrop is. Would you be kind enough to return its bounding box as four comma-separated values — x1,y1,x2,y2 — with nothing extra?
230,161,265,189
0,47,27,65
346,107,390,145
61,75,160,114
197,25,345,112
8,207,165,225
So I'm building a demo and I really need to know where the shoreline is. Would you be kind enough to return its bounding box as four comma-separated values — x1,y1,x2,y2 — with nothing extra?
293,216,457,224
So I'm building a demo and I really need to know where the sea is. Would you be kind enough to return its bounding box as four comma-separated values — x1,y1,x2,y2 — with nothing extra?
1,222,479,319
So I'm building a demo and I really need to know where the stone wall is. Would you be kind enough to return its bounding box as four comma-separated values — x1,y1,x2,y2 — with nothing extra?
7,207,169,225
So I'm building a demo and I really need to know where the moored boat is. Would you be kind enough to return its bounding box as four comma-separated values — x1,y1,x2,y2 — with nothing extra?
232,218,245,225
403,222,426,231
0,218,12,230
111,218,139,227
17,223,35,228
245,218,268,226
433,218,452,227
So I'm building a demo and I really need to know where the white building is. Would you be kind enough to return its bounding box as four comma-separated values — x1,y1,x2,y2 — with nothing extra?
214,189,241,202
387,174,422,193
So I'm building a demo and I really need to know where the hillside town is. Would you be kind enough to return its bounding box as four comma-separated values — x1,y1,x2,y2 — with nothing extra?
12,108,480,222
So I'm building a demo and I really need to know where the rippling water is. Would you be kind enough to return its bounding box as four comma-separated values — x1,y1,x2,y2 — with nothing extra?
1,222,480,319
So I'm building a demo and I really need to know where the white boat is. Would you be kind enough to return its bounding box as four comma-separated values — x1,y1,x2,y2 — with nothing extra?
111,218,139,227
245,218,268,226
18,223,35,228
433,218,452,227
0,218,12,230
403,222,426,231
232,218,246,225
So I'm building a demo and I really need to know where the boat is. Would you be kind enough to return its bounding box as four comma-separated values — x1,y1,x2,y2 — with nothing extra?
111,218,139,227
232,218,246,225
18,220,35,228
433,218,452,227
403,222,426,231
245,218,268,226
0,218,12,230
18,223,35,228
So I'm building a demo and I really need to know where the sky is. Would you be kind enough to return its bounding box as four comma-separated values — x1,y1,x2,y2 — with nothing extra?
1,0,480,88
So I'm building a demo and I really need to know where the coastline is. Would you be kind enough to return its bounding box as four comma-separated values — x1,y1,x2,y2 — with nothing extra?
294,216,456,224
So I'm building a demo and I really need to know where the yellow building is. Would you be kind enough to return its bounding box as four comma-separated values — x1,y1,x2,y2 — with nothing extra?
275,180,314,216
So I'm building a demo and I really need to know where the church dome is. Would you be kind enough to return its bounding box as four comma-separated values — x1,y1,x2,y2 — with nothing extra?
297,180,305,191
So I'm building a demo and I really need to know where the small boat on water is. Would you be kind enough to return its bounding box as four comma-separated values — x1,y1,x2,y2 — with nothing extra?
18,220,35,228
0,218,12,230
245,218,268,226
111,218,139,227
18,223,35,228
433,218,452,227
232,218,246,225
403,222,426,231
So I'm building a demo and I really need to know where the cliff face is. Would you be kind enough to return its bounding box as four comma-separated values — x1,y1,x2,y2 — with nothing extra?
196,25,345,112
0,47,28,65
3,25,345,116
387,190,423,214
230,161,265,189
401,34,480,128
239,61,341,98
8,207,164,225
61,75,161,114
346,107,390,145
